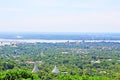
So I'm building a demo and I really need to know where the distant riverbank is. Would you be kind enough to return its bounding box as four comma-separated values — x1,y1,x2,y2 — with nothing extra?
0,39,120,43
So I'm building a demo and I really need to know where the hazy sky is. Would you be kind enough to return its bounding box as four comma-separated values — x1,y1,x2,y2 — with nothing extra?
0,0,120,32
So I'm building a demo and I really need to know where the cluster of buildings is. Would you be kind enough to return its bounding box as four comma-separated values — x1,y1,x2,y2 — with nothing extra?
0,41,17,47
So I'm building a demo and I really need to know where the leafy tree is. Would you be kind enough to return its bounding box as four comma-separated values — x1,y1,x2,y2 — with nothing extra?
0,69,40,80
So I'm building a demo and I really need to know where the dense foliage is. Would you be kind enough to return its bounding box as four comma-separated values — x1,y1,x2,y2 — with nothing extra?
1,42,120,79
0,69,40,80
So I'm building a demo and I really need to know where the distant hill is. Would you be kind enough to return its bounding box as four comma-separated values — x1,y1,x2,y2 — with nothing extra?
0,32,120,40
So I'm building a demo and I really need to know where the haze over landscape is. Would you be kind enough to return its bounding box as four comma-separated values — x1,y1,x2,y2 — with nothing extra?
0,0,120,33
1,1,120,80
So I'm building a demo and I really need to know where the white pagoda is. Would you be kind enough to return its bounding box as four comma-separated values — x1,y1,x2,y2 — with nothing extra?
32,63,39,72
52,66,59,73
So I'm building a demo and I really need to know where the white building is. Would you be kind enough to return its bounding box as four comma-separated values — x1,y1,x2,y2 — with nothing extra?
52,66,59,73
32,63,39,72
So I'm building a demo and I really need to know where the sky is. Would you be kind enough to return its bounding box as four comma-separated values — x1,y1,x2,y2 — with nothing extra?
0,0,120,33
